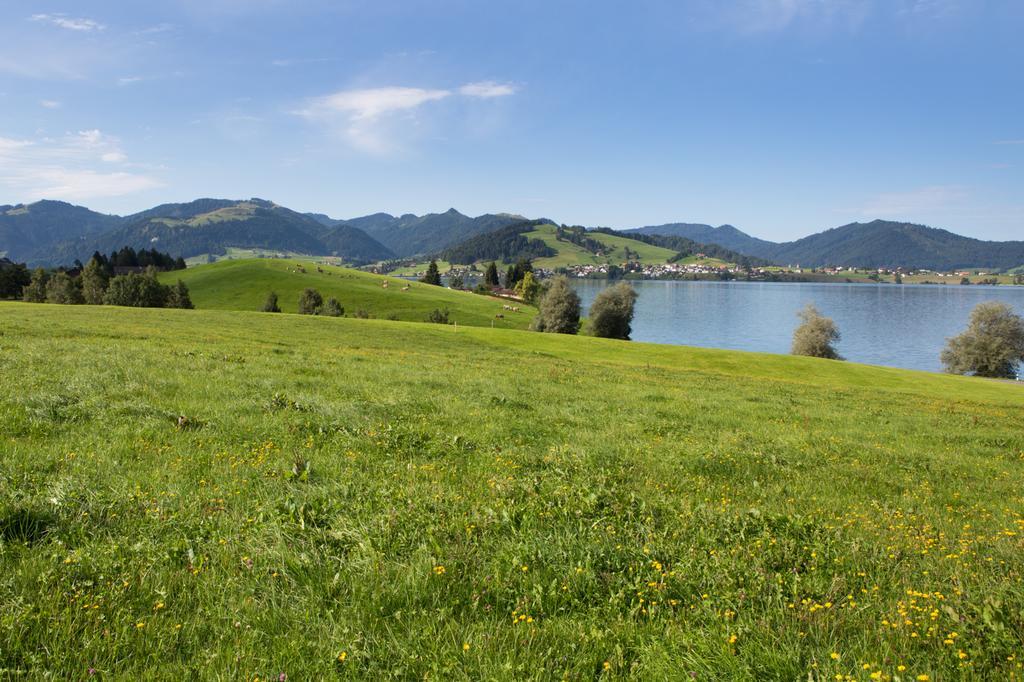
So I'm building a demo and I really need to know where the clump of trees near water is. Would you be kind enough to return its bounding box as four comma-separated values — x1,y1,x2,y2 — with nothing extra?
791,304,843,360
942,301,1024,379
19,249,192,309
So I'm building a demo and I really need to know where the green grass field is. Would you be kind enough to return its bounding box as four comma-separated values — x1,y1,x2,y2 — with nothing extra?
2,303,1022,679
159,258,534,330
522,225,677,269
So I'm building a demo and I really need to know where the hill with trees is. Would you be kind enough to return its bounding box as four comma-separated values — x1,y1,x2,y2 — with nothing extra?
42,199,394,266
630,219,1024,270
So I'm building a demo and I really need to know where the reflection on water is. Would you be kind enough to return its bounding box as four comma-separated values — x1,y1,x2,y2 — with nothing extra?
571,280,1024,373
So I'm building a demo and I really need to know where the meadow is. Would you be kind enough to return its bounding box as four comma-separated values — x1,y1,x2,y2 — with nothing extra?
521,225,678,270
158,258,535,330
1,303,1023,679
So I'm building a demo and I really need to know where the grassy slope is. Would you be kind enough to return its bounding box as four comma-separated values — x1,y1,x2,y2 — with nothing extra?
159,258,534,330
520,224,677,269
2,303,1023,679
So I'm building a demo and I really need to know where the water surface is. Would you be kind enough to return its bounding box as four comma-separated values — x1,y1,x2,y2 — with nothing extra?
571,280,1024,374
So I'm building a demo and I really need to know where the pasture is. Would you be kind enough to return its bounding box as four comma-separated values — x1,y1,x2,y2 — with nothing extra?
1,303,1022,679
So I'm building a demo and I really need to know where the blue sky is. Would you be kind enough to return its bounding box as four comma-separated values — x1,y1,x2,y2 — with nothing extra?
1,0,1022,241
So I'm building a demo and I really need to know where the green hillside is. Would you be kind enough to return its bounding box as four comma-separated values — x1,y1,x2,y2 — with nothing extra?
2,303,1023,678
520,224,677,268
159,258,534,329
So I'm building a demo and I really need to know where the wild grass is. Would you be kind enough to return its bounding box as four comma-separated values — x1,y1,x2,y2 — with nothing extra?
1,303,1022,679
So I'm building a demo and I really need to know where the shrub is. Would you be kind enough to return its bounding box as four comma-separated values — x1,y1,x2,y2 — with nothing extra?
448,274,465,290
589,282,638,339
941,301,1024,378
531,276,580,334
298,288,323,315
166,280,194,309
22,267,48,303
322,297,344,317
791,304,842,359
426,308,449,324
262,291,281,313
45,272,83,305
354,309,370,319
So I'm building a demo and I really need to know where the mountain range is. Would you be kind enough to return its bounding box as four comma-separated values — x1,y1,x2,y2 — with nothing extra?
2,197,1022,271
0,200,524,267
627,220,1024,271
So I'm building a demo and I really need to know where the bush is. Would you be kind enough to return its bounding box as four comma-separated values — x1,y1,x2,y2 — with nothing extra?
791,304,842,359
448,274,465,290
941,301,1024,378
262,291,281,313
45,272,83,305
298,288,323,315
322,297,344,317
354,309,371,319
426,308,449,324
531,276,580,334
589,282,638,339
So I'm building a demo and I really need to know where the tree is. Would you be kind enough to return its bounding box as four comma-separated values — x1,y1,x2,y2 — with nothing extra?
22,268,49,303
103,272,168,307
504,265,515,289
791,303,842,360
298,288,323,315
166,280,194,309
45,271,83,304
484,262,500,288
262,291,281,312
941,301,1024,379
0,261,31,299
420,260,442,286
449,273,465,290
531,276,580,334
80,257,110,304
322,297,344,317
589,282,638,340
514,271,543,305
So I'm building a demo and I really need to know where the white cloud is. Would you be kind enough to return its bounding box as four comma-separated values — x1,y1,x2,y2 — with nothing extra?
296,82,517,154
995,139,1024,146
30,13,106,32
0,130,160,201
118,76,144,86
858,185,968,217
40,99,61,109
306,87,452,121
459,81,517,98
704,0,872,34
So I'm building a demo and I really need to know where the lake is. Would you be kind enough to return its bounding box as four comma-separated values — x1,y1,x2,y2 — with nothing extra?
570,279,1024,374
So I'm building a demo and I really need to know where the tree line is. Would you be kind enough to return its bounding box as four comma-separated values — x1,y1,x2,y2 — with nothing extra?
18,249,192,309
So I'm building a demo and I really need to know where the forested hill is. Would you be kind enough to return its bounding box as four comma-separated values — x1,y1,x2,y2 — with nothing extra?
439,222,762,267
325,209,528,257
1,201,122,262
629,219,1024,270
439,220,557,263
626,223,777,257
766,220,1024,270
46,200,394,266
